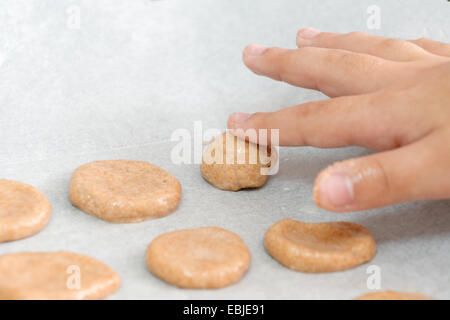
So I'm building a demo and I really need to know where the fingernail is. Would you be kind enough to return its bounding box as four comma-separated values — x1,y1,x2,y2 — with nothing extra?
297,27,321,45
245,43,266,56
230,112,251,125
300,27,321,39
316,170,354,208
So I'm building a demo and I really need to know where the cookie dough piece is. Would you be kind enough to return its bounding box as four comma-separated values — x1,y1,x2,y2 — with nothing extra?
146,227,250,288
0,251,120,299
69,160,181,223
356,290,432,300
264,218,376,273
200,132,274,191
0,179,51,243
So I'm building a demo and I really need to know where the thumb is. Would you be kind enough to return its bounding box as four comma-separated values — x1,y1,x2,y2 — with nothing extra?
314,132,450,212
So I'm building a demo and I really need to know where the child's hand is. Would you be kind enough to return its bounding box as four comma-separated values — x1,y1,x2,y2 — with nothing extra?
228,29,450,212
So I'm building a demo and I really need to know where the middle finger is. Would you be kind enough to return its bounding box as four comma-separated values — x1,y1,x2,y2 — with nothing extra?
243,44,409,97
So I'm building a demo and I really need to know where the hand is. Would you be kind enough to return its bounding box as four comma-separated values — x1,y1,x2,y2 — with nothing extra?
227,28,450,212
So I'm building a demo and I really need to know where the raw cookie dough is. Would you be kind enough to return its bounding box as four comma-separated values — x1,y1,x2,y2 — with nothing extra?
200,132,274,191
146,227,250,288
69,160,181,223
0,179,51,243
264,218,376,273
355,290,432,300
0,251,120,299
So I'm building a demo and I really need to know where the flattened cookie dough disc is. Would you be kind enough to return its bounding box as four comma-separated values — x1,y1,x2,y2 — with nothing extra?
200,132,275,191
146,227,250,288
69,160,181,223
356,290,432,300
0,179,51,243
0,251,120,300
264,218,376,273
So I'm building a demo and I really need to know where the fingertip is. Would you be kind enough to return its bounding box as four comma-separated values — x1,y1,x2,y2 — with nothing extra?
313,164,355,212
296,29,303,47
228,112,251,129
242,43,266,72
243,43,266,57
296,27,321,47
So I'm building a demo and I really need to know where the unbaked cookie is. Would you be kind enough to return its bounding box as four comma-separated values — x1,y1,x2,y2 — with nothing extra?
200,132,275,191
146,227,250,288
0,251,120,299
69,160,181,223
264,218,376,273
0,179,51,243
355,290,432,300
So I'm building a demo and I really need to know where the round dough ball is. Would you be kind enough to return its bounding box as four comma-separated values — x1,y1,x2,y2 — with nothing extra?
264,218,376,273
69,160,181,223
200,132,274,191
146,227,250,288
355,290,432,300
0,251,120,299
0,179,51,243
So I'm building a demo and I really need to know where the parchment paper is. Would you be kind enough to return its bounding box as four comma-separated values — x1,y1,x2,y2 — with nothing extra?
1,0,449,299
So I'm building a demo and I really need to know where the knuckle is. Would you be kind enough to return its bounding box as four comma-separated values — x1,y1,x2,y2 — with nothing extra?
370,157,392,197
346,31,368,39
380,38,399,49
379,38,411,51
335,50,354,63
333,50,383,73
292,104,315,145
322,49,353,65
357,55,385,74
415,37,430,44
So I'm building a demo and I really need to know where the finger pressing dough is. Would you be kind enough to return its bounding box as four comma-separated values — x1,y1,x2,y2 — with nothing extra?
0,179,51,243
0,251,120,300
264,218,376,273
69,160,181,223
146,227,250,288
355,290,432,300
200,132,275,191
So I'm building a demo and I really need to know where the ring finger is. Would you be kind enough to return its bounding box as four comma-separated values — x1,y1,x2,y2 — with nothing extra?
243,44,405,97
296,29,433,62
